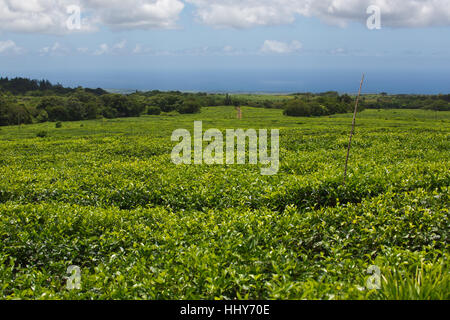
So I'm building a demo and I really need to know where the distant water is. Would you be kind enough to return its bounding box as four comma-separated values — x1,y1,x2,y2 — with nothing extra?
4,69,450,94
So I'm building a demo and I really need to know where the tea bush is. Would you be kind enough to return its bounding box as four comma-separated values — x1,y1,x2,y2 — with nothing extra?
0,107,448,299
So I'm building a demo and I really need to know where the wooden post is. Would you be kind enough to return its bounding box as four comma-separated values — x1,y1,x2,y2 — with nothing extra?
343,74,365,185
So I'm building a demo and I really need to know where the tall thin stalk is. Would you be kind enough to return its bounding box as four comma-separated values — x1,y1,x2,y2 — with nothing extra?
343,74,365,185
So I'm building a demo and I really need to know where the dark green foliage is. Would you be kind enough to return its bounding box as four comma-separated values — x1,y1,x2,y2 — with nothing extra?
423,100,450,111
84,88,108,96
0,95,33,126
363,94,450,111
0,95,9,126
309,102,329,116
84,102,101,119
37,96,66,110
101,94,129,117
224,93,233,106
339,94,353,104
147,94,181,112
36,130,48,138
98,94,145,119
66,98,86,121
36,110,49,123
283,99,312,116
147,106,161,115
46,105,69,122
145,92,208,114
248,100,284,109
178,99,202,114
283,94,354,117
0,77,107,96
37,97,69,121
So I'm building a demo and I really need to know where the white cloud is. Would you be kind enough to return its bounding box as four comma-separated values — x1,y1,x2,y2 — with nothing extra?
0,0,95,34
186,0,296,28
131,44,243,56
39,42,69,56
85,0,184,30
133,44,143,54
0,40,23,54
77,47,89,54
92,40,128,55
0,0,184,34
93,43,109,55
261,40,302,54
223,45,234,52
2,0,448,35
222,45,244,55
330,47,347,55
187,0,450,28
132,44,154,54
113,40,127,50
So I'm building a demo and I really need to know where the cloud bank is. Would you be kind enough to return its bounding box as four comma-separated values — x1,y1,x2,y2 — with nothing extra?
187,0,450,28
0,0,184,34
0,40,23,54
0,0,449,34
261,40,302,54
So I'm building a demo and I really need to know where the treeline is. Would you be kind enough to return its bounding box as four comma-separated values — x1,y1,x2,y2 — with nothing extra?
0,89,144,126
137,92,254,115
362,94,450,111
0,77,107,96
141,91,227,115
0,78,229,126
282,92,356,117
2,77,448,126
227,91,357,117
0,90,214,126
281,92,450,116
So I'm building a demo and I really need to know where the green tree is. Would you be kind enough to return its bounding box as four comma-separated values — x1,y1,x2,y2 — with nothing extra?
283,99,311,117
36,109,49,123
224,94,233,106
0,95,11,126
147,106,162,115
178,99,202,114
66,98,86,121
46,105,69,121
424,100,450,111
309,102,329,116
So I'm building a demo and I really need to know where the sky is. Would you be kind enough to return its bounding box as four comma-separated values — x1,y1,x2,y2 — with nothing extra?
0,0,450,93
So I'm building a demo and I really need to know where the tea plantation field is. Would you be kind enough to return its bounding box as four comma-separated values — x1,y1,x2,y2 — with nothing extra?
0,107,448,299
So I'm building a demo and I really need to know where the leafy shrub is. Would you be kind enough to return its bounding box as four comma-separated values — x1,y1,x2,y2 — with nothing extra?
0,108,448,300
283,99,311,117
423,100,450,111
36,110,49,123
147,106,161,115
0,97,33,126
46,105,69,121
309,102,329,116
36,130,48,138
283,98,352,117
55,122,62,128
178,100,202,114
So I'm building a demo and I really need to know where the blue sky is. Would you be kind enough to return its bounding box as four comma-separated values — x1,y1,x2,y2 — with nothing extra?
1,0,449,93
